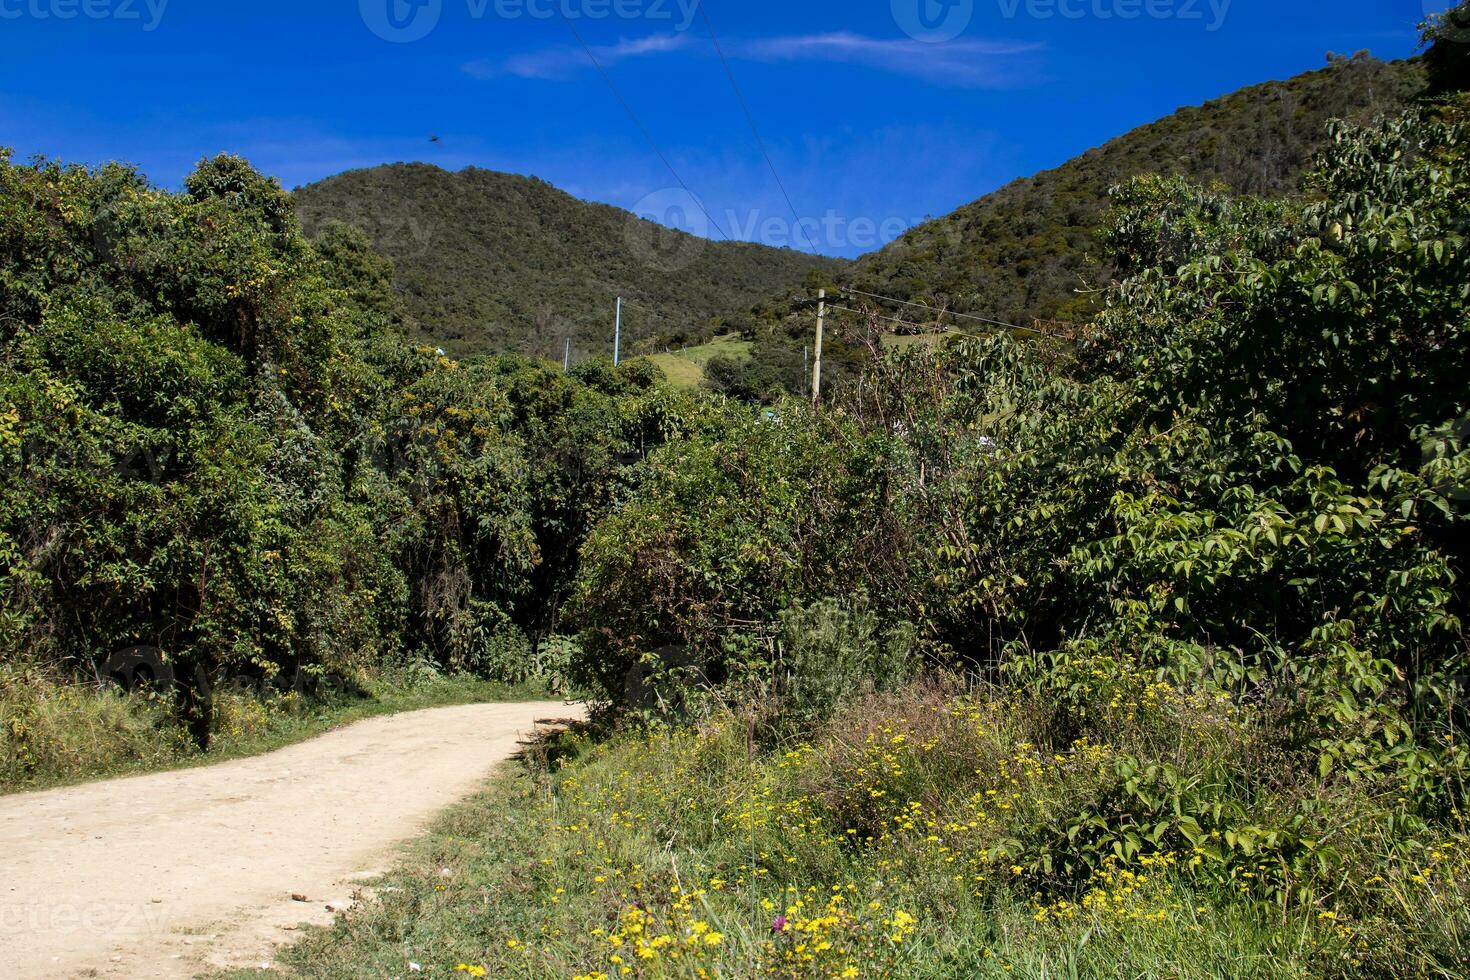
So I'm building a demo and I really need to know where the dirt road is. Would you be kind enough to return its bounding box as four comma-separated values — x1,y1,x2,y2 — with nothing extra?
0,701,579,978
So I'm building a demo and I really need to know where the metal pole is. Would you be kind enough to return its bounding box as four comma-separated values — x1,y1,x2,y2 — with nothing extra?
564,337,571,372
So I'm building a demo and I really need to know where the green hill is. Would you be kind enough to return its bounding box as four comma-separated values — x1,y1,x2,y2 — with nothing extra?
293,164,845,359
800,55,1430,335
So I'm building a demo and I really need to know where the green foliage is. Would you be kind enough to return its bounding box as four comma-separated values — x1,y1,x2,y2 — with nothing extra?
701,340,819,405
838,57,1426,330
568,403,918,707
1424,0,1470,96
0,150,697,749
770,597,917,731
293,164,844,359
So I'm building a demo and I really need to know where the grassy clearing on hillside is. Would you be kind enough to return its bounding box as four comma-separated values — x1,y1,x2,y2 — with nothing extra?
233,683,1469,980
0,664,548,795
646,335,754,388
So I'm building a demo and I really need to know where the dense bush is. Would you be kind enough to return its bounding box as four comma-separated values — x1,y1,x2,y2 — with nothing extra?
569,403,920,709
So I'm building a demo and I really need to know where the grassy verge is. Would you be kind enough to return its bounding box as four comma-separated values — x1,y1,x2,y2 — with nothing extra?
1,664,550,795
224,684,1469,979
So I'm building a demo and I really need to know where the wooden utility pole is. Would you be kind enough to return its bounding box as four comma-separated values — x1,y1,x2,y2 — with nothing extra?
811,289,826,405
614,296,623,367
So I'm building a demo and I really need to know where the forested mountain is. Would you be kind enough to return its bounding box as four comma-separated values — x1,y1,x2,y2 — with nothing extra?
691,55,1432,404
293,164,844,358
838,54,1427,328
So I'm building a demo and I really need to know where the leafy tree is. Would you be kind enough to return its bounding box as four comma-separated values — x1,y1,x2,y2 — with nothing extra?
1424,0,1470,96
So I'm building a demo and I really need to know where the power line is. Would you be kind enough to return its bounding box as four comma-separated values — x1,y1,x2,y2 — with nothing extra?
697,4,821,256
840,287,1035,333
825,302,1044,339
827,303,964,330
559,13,732,241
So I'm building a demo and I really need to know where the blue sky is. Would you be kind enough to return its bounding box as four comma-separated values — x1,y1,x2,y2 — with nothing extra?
0,0,1453,257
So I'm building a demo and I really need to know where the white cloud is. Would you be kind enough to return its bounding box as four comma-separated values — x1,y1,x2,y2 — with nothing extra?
736,33,1043,87
465,33,693,80
465,31,1042,88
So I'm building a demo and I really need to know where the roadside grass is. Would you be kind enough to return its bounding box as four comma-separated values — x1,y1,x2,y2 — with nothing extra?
646,335,753,389
0,663,549,795
220,684,1468,979
228,771,1312,980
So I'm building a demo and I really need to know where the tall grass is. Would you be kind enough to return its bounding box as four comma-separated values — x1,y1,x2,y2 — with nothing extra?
1,659,188,785
1,659,547,793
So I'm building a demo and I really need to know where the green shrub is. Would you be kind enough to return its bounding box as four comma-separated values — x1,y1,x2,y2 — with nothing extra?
767,596,917,732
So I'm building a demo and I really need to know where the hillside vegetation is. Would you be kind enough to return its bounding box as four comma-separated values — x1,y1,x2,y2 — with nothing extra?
645,334,754,389
843,54,1427,327
706,55,1431,406
294,164,843,359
